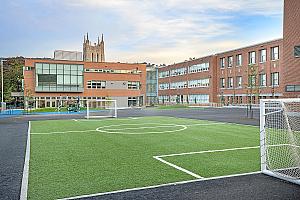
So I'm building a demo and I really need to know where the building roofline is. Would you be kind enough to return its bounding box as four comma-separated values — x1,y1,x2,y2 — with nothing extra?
54,50,83,53
215,38,283,55
161,38,283,69
25,57,146,65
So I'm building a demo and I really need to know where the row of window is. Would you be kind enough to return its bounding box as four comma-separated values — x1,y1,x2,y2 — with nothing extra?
170,81,187,89
87,80,106,89
286,85,300,92
85,68,142,74
87,81,141,89
35,63,84,92
220,46,279,68
128,81,141,89
159,78,210,90
159,62,210,78
170,67,187,77
158,94,209,104
219,72,279,88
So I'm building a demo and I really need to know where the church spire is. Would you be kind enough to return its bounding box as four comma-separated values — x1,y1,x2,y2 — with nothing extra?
86,32,89,41
101,33,104,43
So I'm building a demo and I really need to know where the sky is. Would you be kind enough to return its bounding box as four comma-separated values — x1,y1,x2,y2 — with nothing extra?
0,0,283,64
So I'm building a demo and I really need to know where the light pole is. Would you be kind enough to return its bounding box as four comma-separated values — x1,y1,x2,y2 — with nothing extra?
1,59,7,112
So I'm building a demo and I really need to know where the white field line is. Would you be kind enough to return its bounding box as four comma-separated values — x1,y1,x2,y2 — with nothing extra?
153,156,203,179
105,125,183,131
153,146,260,181
58,171,261,200
31,122,242,135
20,121,31,200
156,146,260,158
74,117,145,122
95,123,188,135
185,122,226,126
31,130,95,135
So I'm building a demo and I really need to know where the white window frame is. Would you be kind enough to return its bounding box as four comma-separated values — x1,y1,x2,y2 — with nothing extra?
236,54,242,67
249,51,256,64
271,46,279,61
260,49,267,63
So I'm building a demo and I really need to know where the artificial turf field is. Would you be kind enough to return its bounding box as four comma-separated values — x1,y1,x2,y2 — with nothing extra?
28,116,260,200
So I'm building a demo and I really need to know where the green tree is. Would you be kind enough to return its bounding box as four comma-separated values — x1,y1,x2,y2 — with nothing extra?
1,57,24,103
245,64,261,118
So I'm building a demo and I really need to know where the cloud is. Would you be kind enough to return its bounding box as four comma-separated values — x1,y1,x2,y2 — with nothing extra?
58,0,282,64
1,0,283,64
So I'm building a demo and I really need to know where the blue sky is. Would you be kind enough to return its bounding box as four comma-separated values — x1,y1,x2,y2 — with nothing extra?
0,0,283,64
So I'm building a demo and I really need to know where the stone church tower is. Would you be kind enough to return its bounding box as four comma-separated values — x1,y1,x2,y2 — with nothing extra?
83,33,105,62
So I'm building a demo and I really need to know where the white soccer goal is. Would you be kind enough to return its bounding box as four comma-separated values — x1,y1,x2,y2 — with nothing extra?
260,98,300,185
1,102,6,112
86,99,117,119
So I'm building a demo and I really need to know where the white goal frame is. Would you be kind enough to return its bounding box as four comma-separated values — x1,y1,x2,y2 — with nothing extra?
260,98,300,185
86,99,117,119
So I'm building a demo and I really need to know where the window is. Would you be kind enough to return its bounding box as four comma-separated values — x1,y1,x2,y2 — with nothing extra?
220,58,225,68
227,77,233,88
159,83,169,90
189,94,209,104
286,85,300,92
249,51,256,64
259,74,266,86
170,67,187,76
271,72,279,86
128,81,140,89
159,71,169,78
189,63,209,73
259,49,267,63
87,80,106,89
24,66,33,71
35,63,84,92
236,54,242,66
220,78,225,88
188,79,209,88
271,46,279,60
170,81,187,89
159,96,169,103
228,56,233,67
236,76,242,88
294,46,300,57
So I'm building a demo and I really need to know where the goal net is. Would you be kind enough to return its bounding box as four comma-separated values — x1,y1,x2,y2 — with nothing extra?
86,99,117,119
260,99,300,185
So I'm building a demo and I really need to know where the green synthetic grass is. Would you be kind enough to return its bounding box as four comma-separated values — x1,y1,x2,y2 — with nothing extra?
29,116,259,200
164,148,260,178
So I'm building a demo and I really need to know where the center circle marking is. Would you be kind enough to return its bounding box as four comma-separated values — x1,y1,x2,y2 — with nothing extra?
95,123,187,135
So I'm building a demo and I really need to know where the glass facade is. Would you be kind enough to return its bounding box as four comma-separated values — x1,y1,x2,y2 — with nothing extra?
35,63,84,92
146,67,158,105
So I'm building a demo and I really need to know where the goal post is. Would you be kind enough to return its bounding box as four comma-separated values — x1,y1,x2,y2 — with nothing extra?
260,98,300,185
86,99,117,119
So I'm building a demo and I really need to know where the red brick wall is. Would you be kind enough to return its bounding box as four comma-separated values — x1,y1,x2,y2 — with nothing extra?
158,56,218,103
282,0,300,98
23,59,146,98
216,39,283,104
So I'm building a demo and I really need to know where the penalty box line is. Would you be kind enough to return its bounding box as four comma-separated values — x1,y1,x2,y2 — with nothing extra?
30,122,226,135
153,146,260,179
